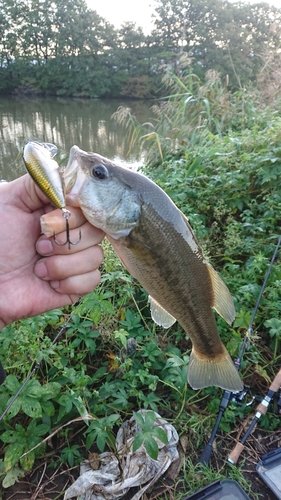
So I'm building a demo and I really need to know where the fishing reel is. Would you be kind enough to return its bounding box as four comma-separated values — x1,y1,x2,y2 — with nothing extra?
231,385,255,407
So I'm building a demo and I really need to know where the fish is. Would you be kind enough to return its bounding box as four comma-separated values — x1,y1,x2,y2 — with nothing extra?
64,145,243,392
23,141,66,209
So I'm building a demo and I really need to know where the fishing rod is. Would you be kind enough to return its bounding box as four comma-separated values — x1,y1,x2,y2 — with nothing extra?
198,234,281,465
228,368,281,465
198,340,249,465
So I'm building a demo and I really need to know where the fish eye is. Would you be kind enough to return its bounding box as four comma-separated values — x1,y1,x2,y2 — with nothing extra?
91,165,108,180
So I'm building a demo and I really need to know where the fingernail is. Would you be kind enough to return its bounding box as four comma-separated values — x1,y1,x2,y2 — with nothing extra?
35,261,48,279
37,239,53,255
50,280,59,290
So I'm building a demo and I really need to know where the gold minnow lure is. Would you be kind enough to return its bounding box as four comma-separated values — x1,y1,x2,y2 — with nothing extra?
23,141,65,208
22,141,81,249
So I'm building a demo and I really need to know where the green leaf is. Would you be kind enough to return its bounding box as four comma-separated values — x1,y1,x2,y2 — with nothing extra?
4,442,25,470
41,400,55,417
96,433,106,452
132,433,144,452
113,388,129,408
2,467,25,488
22,397,42,418
133,412,145,428
152,427,168,445
144,437,159,460
5,397,21,419
106,414,120,426
20,450,36,471
5,374,21,393
186,155,202,176
85,338,96,354
86,431,98,451
40,382,61,400
144,411,156,428
89,306,101,324
23,379,42,397
28,422,50,436
1,430,18,444
114,328,128,348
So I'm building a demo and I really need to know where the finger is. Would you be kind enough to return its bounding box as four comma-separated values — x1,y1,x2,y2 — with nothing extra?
34,246,104,281
40,206,87,237
50,269,101,296
36,222,104,256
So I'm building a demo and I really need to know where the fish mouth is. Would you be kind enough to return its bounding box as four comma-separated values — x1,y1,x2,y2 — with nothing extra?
64,145,87,206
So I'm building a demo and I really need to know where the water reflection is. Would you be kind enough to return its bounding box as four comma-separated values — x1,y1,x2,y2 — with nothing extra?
0,96,152,181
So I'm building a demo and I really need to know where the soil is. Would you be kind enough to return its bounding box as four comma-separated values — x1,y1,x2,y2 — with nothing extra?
3,423,280,500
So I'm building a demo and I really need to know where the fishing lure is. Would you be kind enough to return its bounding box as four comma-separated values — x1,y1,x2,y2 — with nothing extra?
23,141,81,249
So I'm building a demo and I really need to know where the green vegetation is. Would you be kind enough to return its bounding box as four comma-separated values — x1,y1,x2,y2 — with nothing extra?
1,40,281,500
0,0,280,98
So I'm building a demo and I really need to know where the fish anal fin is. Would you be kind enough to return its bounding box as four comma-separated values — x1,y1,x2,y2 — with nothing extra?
207,265,236,326
188,346,243,392
148,296,176,329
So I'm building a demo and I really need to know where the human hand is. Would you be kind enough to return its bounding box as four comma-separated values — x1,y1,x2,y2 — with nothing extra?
0,174,104,330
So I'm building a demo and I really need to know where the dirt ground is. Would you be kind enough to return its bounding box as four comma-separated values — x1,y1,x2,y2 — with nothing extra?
3,423,281,500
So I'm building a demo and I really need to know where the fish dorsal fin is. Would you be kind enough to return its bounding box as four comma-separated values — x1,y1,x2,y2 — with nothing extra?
207,265,236,326
180,212,203,257
148,296,176,329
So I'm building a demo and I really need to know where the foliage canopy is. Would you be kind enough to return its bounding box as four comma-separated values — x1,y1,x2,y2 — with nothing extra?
0,0,281,97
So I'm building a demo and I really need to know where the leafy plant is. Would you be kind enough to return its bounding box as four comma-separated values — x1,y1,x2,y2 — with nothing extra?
1,420,49,471
1,67,281,498
264,318,281,360
132,411,168,460
84,414,120,453
61,444,83,467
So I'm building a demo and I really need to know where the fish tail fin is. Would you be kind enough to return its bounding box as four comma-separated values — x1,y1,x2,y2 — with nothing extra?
188,346,243,392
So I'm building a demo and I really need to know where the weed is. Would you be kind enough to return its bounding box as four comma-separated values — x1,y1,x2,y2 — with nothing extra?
1,69,281,497
132,411,168,460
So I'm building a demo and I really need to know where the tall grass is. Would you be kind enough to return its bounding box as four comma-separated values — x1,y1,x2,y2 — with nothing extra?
112,56,265,163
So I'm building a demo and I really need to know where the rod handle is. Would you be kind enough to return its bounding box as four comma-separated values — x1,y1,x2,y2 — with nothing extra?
228,442,244,464
269,368,281,393
256,402,270,414
198,443,213,464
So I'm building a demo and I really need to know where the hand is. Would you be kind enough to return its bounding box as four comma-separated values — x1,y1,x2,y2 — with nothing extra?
0,174,104,330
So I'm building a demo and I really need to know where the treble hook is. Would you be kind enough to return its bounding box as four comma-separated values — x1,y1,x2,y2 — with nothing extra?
54,208,82,250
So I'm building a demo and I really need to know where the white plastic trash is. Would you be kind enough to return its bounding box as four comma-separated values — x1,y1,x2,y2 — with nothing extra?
64,410,179,500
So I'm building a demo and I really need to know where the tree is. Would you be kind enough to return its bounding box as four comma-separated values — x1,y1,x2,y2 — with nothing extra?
150,0,281,87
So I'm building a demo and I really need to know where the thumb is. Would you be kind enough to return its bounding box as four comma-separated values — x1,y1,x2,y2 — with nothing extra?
12,174,55,212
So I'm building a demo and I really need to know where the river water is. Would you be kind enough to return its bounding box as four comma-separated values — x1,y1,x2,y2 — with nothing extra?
0,96,152,181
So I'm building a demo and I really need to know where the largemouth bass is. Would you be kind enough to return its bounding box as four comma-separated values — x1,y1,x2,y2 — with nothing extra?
64,145,243,392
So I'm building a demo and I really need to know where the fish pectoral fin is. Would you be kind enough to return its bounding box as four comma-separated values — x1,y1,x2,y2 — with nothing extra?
148,296,176,329
188,346,243,392
207,264,236,326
